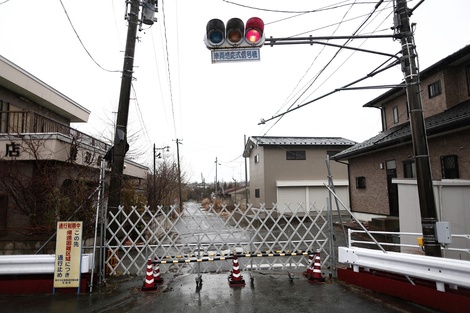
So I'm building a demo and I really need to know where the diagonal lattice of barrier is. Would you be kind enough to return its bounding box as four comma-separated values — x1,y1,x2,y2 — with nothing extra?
106,202,331,275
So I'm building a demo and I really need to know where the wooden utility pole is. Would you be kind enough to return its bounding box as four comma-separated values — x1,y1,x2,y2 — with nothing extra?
396,0,441,257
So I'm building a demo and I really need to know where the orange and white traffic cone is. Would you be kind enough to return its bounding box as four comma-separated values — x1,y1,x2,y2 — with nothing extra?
303,253,314,278
142,258,158,291
153,257,164,286
228,256,245,287
308,250,325,283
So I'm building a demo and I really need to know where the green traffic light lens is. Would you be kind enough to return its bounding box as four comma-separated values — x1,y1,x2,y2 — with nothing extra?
209,30,224,44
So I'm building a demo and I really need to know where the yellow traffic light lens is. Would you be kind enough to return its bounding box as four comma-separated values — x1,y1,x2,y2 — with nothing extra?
227,29,243,43
246,29,261,43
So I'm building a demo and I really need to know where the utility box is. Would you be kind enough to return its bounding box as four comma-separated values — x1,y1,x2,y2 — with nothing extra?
435,221,452,244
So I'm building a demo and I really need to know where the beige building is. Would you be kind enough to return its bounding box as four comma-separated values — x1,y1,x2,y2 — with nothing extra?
243,136,355,213
332,46,470,252
0,55,147,235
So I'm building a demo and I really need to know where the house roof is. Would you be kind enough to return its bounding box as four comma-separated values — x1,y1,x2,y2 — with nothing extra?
364,45,470,108
332,100,470,160
244,136,356,157
0,55,90,123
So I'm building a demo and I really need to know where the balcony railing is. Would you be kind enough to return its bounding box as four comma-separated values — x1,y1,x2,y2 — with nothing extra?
0,110,110,152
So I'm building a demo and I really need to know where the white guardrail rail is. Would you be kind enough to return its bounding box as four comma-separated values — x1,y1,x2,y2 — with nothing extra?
0,254,93,275
338,229,470,292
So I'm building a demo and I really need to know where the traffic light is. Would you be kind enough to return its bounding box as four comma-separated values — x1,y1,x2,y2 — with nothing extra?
204,17,265,49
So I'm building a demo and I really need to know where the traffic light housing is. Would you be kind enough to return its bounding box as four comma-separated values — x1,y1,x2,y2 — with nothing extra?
204,17,265,49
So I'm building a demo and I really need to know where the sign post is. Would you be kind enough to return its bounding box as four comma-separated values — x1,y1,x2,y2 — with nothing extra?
53,221,83,294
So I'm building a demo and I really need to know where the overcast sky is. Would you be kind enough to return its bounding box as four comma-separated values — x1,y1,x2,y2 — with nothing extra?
1,0,469,184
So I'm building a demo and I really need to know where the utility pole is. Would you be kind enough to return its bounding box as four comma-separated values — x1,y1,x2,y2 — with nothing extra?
174,139,183,211
215,157,218,194
153,143,156,209
108,0,140,216
244,135,249,208
152,144,170,209
396,0,441,257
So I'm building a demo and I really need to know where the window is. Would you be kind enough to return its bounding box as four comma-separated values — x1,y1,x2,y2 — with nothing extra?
466,65,470,96
254,154,259,164
386,160,396,170
441,155,459,179
392,106,399,124
0,195,7,229
286,150,306,160
0,100,10,133
428,80,441,98
356,176,366,189
403,160,416,178
255,188,260,198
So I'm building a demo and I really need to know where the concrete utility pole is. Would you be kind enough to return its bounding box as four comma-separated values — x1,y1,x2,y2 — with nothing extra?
215,157,219,193
108,0,140,215
175,138,183,211
396,0,441,257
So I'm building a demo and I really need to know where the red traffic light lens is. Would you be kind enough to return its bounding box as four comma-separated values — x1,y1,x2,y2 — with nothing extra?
246,29,261,43
245,17,264,45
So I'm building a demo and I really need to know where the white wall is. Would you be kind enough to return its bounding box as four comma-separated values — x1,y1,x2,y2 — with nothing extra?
395,179,470,260
276,180,349,214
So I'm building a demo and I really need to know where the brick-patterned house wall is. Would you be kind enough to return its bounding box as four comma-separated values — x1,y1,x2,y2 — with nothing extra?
428,128,470,180
348,144,413,215
347,127,470,215
383,94,408,130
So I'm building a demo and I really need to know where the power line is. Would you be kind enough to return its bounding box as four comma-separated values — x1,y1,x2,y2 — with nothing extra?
161,0,178,138
58,0,120,73
263,0,391,135
150,27,172,136
264,0,361,134
222,0,376,15
130,83,152,146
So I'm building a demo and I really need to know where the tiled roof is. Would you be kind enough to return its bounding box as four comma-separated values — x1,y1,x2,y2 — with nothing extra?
249,136,356,146
332,100,470,160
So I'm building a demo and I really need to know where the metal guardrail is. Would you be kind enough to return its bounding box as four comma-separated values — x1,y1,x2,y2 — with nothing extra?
338,246,470,292
0,253,94,275
347,229,470,255
339,229,470,292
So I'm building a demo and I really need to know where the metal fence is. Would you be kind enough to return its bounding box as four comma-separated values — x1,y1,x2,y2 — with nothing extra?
105,201,334,276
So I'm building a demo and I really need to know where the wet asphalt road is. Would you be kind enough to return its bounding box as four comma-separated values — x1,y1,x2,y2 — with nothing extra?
0,268,439,313
117,271,439,313
0,203,440,313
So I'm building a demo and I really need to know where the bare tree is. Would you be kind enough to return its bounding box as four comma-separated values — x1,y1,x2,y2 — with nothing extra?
0,134,100,237
147,157,189,209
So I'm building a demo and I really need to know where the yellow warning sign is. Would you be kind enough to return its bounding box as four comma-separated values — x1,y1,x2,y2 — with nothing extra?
53,221,83,288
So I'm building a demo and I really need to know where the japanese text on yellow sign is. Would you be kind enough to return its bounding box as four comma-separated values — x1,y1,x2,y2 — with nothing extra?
53,221,83,288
